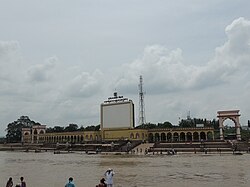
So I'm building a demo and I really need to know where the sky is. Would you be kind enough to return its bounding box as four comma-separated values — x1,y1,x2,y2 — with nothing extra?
1,0,250,136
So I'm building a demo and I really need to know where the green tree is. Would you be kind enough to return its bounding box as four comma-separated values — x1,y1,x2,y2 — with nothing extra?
64,124,78,132
5,116,40,143
157,121,173,128
136,122,157,129
85,125,97,131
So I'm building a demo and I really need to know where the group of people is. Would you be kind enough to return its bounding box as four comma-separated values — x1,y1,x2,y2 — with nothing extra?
6,177,26,187
65,168,115,187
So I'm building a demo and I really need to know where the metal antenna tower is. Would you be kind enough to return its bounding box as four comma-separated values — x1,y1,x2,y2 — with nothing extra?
138,75,146,126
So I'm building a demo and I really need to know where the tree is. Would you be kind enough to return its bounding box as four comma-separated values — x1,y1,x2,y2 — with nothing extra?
135,122,157,129
5,116,40,143
64,124,78,132
157,121,173,128
85,125,97,131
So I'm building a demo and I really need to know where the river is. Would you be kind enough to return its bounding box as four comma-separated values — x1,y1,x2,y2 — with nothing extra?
0,151,249,187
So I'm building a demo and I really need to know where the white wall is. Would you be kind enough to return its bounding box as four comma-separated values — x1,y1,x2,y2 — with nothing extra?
102,102,134,129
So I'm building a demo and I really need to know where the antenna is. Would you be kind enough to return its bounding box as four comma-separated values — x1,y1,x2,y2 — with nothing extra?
138,75,146,126
187,111,191,120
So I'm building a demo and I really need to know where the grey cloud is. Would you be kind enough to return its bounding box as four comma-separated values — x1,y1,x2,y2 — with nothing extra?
64,69,104,97
27,56,58,82
0,41,20,57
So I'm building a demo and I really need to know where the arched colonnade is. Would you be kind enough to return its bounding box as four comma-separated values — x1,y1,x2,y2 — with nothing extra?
147,129,214,143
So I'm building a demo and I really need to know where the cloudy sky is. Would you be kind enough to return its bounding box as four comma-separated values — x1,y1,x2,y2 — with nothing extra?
1,0,250,136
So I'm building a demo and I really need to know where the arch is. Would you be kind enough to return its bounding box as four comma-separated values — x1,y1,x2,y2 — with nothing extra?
180,132,185,141
167,133,172,142
173,132,179,142
90,134,93,140
161,133,166,141
217,110,241,140
136,133,140,139
200,132,206,140
193,132,199,141
155,133,160,142
33,129,38,134
39,130,45,134
130,133,134,139
24,132,30,135
148,133,154,143
187,132,192,141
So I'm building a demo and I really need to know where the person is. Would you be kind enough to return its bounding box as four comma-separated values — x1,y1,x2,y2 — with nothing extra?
20,177,26,187
96,178,107,187
6,177,13,187
104,168,115,187
65,177,75,187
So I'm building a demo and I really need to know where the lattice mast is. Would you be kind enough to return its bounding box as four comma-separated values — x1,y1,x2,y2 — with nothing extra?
138,75,146,126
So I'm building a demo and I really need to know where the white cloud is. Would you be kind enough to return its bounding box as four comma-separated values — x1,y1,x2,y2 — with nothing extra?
115,17,250,96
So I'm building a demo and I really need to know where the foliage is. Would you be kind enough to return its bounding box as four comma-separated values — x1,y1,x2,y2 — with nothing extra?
178,118,218,128
45,124,100,133
5,116,41,143
136,122,173,129
241,129,250,141
85,125,98,131
64,124,78,132
135,122,156,129
157,121,173,128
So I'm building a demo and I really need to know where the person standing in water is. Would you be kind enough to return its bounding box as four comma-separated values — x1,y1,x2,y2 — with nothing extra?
104,168,115,187
65,177,75,187
6,177,13,187
20,177,26,187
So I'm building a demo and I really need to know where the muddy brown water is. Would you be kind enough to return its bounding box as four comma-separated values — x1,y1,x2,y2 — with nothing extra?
0,151,249,187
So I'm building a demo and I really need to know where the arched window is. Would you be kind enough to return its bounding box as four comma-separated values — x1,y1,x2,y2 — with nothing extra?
136,133,140,139
130,133,134,139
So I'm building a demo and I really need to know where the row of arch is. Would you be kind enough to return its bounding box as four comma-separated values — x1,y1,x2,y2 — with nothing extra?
148,131,214,142
39,134,101,143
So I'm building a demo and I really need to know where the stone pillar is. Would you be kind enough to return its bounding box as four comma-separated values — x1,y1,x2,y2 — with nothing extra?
236,117,241,140
31,129,34,143
219,118,224,140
